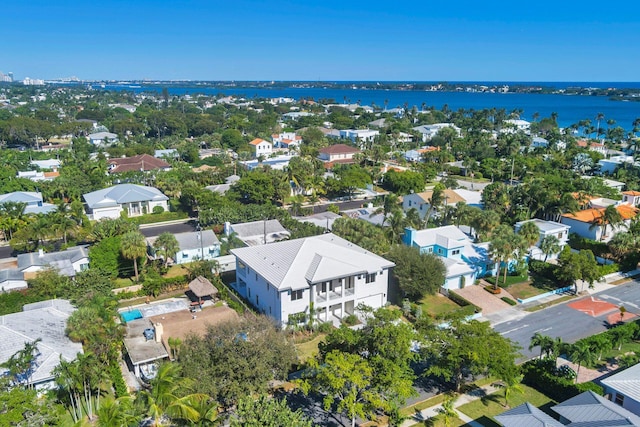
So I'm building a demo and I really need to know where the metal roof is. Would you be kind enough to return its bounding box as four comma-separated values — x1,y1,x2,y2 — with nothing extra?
83,184,168,209
231,233,394,291
552,391,640,425
601,363,640,403
147,230,220,252
495,402,564,427
0,191,43,204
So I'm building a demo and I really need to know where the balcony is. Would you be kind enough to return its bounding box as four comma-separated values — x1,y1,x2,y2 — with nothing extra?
315,288,355,303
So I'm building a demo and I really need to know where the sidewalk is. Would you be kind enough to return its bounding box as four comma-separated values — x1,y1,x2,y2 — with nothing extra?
401,384,500,427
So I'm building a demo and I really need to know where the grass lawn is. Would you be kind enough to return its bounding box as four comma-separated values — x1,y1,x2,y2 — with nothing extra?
485,274,529,288
113,277,135,289
589,341,640,369
406,416,466,427
457,384,556,427
294,333,326,362
419,293,463,318
507,281,549,300
165,265,189,278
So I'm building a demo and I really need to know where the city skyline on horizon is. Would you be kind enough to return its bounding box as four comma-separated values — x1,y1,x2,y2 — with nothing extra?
3,0,639,82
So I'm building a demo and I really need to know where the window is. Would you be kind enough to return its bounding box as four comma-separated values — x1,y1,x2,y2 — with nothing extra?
182,252,188,258
615,393,625,406
291,290,303,301
256,295,259,306
438,248,444,255
266,282,269,291
366,273,376,283
248,289,251,298
452,249,460,255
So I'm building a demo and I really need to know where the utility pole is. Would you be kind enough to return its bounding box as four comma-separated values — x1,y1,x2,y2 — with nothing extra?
510,157,515,186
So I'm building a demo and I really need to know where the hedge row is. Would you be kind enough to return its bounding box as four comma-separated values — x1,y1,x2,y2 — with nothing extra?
448,290,482,314
522,359,603,402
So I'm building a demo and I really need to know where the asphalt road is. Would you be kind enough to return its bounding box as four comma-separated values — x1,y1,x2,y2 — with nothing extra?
312,199,372,214
494,281,640,361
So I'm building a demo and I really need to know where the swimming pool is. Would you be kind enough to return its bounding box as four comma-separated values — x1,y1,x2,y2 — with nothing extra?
121,309,143,323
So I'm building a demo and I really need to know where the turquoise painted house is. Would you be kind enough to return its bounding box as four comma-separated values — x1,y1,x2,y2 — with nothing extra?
402,226,497,290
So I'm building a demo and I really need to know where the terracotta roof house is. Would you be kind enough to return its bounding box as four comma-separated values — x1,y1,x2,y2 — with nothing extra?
318,144,361,167
108,154,171,174
561,204,639,242
249,138,273,157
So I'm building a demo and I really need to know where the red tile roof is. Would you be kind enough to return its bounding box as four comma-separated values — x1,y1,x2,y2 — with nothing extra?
108,154,170,174
249,138,266,146
562,205,639,223
319,144,360,155
623,191,640,196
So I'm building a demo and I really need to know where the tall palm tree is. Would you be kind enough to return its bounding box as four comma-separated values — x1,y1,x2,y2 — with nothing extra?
570,342,596,383
136,363,212,426
529,332,554,359
590,205,624,242
120,231,148,282
540,235,561,262
153,232,180,267
517,221,540,254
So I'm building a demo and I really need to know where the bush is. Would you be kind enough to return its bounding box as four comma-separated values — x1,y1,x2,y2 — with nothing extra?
529,260,559,279
598,263,619,276
522,359,603,401
485,286,502,294
501,296,517,306
342,314,358,326
448,290,482,313
152,205,165,214
568,234,609,257
317,322,333,333
110,361,129,397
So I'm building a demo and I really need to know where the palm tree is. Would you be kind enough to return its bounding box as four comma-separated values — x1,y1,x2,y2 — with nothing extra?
220,231,244,255
540,235,561,262
608,232,636,261
167,337,182,361
500,374,524,407
153,232,180,267
136,363,211,426
569,342,596,383
97,396,139,427
517,221,540,255
437,393,458,427
120,231,148,282
529,332,554,359
596,112,605,140
424,185,445,226
590,205,624,242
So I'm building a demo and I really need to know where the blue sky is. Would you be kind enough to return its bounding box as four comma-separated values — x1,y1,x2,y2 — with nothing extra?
2,0,639,81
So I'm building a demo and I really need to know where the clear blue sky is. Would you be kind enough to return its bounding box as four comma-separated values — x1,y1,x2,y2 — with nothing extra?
2,0,639,81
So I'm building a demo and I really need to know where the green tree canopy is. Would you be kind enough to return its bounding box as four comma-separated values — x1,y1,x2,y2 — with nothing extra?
387,245,446,300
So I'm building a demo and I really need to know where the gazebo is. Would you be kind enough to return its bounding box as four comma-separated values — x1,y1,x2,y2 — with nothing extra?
188,276,218,307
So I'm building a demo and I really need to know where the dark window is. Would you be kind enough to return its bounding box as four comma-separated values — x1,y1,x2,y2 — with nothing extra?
292,290,304,301
615,393,625,406
366,273,376,283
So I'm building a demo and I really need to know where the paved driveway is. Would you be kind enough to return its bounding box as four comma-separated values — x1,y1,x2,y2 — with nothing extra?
454,285,510,314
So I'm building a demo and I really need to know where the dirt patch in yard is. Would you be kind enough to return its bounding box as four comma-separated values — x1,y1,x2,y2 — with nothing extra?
148,304,239,350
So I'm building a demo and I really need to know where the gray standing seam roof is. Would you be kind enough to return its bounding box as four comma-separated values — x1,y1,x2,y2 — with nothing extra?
601,362,640,403
0,269,25,282
0,191,43,204
552,391,640,425
495,402,564,427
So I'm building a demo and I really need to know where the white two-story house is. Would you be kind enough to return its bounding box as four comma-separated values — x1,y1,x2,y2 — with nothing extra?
249,138,273,158
230,233,395,327
514,219,570,261
146,230,221,265
83,184,169,220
